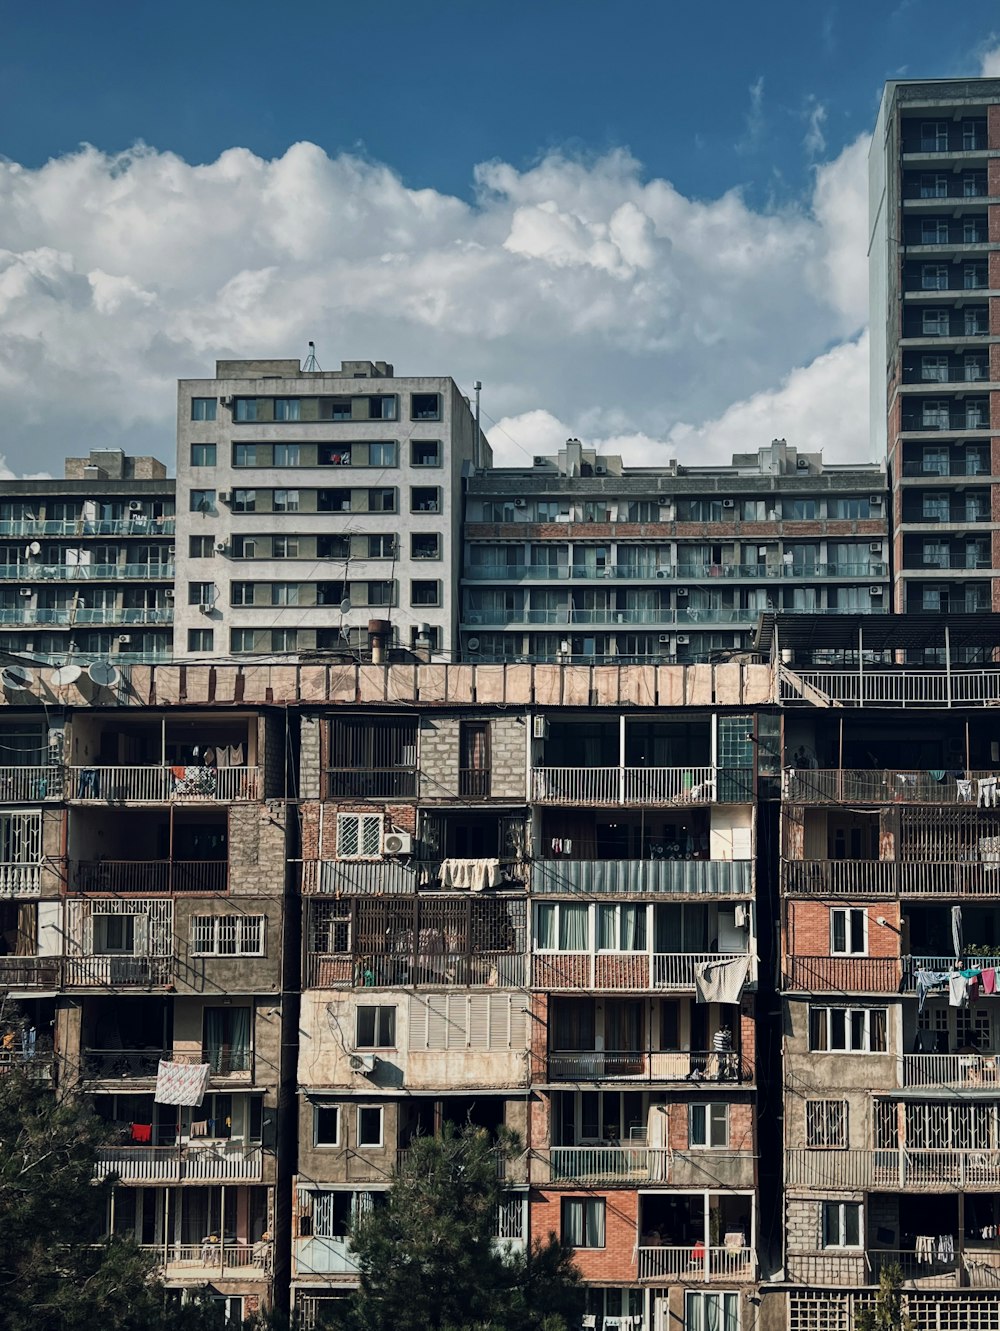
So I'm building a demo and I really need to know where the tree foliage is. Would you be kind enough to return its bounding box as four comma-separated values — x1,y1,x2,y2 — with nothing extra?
854,1265,915,1331
326,1124,584,1331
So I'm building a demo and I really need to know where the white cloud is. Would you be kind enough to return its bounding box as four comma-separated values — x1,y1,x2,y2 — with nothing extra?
804,99,828,158
0,134,871,475
979,41,1000,75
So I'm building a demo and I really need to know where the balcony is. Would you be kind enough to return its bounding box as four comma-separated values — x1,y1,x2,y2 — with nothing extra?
0,956,61,988
903,1054,1000,1089
534,1145,670,1185
902,954,1000,989
148,1240,272,1281
0,563,174,581
73,860,228,893
63,955,173,987
546,1050,752,1083
307,951,526,989
0,766,62,802
532,859,752,897
531,951,752,992
787,1148,1000,1190
779,666,1000,708
301,858,526,895
68,765,260,802
636,1246,756,1283
783,859,1000,898
0,518,176,538
325,768,418,799
783,768,996,804
782,956,899,992
531,767,753,806
0,862,41,897
95,1143,263,1183
78,1047,251,1082
0,607,175,627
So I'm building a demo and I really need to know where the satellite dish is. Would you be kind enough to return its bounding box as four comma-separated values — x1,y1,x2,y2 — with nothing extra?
49,664,82,686
0,665,35,691
339,599,351,615
87,662,120,689
28,542,41,556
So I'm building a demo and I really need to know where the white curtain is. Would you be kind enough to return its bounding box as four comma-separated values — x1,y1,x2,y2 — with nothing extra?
559,904,589,951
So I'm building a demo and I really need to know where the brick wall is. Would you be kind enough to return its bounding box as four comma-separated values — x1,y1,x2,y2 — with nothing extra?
229,800,289,896
786,901,900,960
530,1187,638,1282
418,714,526,801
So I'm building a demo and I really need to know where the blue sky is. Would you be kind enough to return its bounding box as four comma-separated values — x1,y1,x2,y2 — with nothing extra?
2,0,1000,474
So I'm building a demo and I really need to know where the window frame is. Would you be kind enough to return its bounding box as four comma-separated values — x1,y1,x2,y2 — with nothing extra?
560,1197,606,1249
410,579,441,608
356,1105,384,1149
410,393,441,422
809,1006,888,1054
336,813,383,860
822,1200,862,1249
189,489,216,514
190,915,266,957
313,1105,341,1148
191,397,217,422
829,908,868,957
189,535,214,558
805,1099,848,1150
355,1005,397,1049
187,628,214,652
689,1101,729,1149
190,443,217,467
411,440,442,467
411,533,441,561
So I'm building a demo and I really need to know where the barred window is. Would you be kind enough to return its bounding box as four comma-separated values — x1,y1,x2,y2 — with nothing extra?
191,914,265,956
806,1099,847,1149
336,814,382,859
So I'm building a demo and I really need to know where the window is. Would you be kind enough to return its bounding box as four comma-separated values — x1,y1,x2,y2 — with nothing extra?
234,399,258,422
922,309,950,336
368,534,396,559
203,1006,252,1073
273,489,299,513
188,629,214,652
271,583,299,606
411,487,440,513
690,1102,729,1148
356,1106,383,1148
93,913,137,954
368,488,397,513
625,500,660,521
921,264,949,290
274,398,301,422
921,399,951,429
319,446,352,467
356,1006,396,1048
230,535,256,559
920,220,949,244
189,536,214,558
233,444,257,467
920,355,949,382
459,720,491,798
919,173,948,198
274,443,300,467
231,489,256,513
367,396,397,421
806,1100,847,1149
271,628,298,652
411,580,440,608
411,533,440,560
920,121,948,152
319,396,352,421
535,902,590,951
230,582,255,607
596,903,647,951
809,1007,887,1053
273,537,300,559
741,499,767,521
314,1106,340,1147
191,397,217,421
964,264,987,290
822,1201,862,1249
368,442,398,467
784,499,817,520
337,813,382,859
828,497,871,520
230,629,262,652
318,535,350,559
685,1292,739,1331
188,582,215,606
962,119,987,150
964,221,987,244
411,440,441,466
190,489,215,513
411,393,440,421
190,443,216,467
366,581,395,607
561,1198,605,1248
191,915,265,956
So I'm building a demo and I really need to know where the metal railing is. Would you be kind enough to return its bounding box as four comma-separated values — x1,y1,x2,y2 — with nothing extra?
784,768,1000,803
901,955,1000,989
779,666,1000,708
0,766,62,802
903,1054,1000,1088
325,769,418,799
530,951,751,991
458,769,492,799
869,1248,960,1287
0,956,61,986
306,951,526,989
532,858,752,896
0,563,174,581
546,1050,751,1083
63,955,173,987
781,858,1000,898
0,519,176,537
73,860,228,893
787,1147,1000,1189
782,956,900,992
536,1146,672,1184
68,765,259,801
531,766,722,805
636,1246,756,1282
137,1241,271,1276
95,1143,263,1183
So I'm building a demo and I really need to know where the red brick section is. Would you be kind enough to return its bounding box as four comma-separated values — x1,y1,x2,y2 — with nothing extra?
664,1101,754,1151
299,801,417,860
989,206,1000,250
988,105,1000,150
739,1004,756,1078
989,252,1000,291
528,992,549,1085
530,1188,639,1282
786,901,901,960
990,347,1000,383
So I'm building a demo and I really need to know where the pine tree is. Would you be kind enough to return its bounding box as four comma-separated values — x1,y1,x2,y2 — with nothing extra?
329,1124,584,1331
854,1264,916,1331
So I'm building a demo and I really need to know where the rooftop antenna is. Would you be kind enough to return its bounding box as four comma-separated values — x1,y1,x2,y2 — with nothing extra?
303,340,321,372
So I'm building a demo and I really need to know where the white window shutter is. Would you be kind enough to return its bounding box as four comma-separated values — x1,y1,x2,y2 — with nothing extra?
133,912,149,957
510,996,527,1050
468,995,490,1048
408,997,428,1050
446,995,470,1049
427,995,448,1049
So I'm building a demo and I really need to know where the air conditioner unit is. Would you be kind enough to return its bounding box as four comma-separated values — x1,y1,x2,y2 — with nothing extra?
869,542,883,553
164,590,175,600
595,465,608,475
869,495,884,506
658,496,671,505
128,500,143,513
118,634,132,644
533,716,549,740
658,634,671,644
383,832,412,857
532,456,548,467
218,395,233,408
722,498,735,509
796,457,809,469
466,637,481,653
869,586,883,596
676,588,689,598
198,602,213,615
349,1052,380,1076
465,613,482,624
513,498,527,509
18,588,31,598
215,542,229,554
656,568,670,578
218,491,231,505
676,634,691,645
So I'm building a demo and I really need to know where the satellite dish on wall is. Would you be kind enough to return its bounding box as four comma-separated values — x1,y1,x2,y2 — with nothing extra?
27,542,41,556
0,665,35,691
339,599,351,615
49,664,82,686
87,662,119,689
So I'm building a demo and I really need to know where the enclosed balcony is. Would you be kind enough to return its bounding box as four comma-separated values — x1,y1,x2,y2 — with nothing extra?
326,714,418,799
69,806,229,893
637,1193,755,1283
76,996,256,1085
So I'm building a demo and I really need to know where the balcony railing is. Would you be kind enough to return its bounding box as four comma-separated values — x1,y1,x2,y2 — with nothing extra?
902,955,1000,989
68,765,259,802
301,858,527,895
458,769,492,799
95,1143,263,1183
636,1246,756,1283
0,563,174,581
63,955,173,987
779,666,1000,708
325,769,418,799
787,1147,1000,1190
0,862,41,896
0,518,176,538
783,768,997,803
0,956,61,987
546,1050,752,1083
536,1146,672,1185
307,951,526,989
531,766,753,806
782,956,900,992
532,859,752,896
0,607,174,626
903,1054,1000,1088
782,858,1000,898
531,951,751,992
73,860,228,893
0,766,62,802
464,562,883,583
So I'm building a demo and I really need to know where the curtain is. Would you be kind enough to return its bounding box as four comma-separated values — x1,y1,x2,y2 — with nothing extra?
597,904,615,951
204,1009,225,1072
559,904,589,951
586,1199,605,1248
535,904,556,950
230,1007,251,1072
15,903,35,956
553,1001,595,1050
563,1201,584,1247
621,905,647,951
